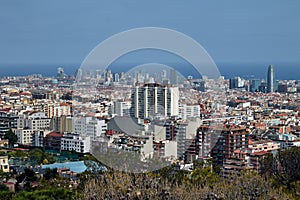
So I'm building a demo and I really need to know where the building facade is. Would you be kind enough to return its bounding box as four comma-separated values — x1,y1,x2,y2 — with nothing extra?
0,110,18,138
113,100,131,116
131,83,179,119
73,117,107,140
61,133,91,153
267,65,275,93
44,131,63,151
0,156,9,173
14,128,32,145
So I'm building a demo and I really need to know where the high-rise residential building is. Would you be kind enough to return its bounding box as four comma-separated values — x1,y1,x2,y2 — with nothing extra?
131,83,179,119
267,65,275,93
162,119,184,159
197,124,248,165
105,70,112,83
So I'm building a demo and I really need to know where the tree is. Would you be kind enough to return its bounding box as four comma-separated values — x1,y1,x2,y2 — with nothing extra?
261,147,300,185
13,188,75,200
261,147,300,198
28,148,56,165
278,147,300,183
190,167,219,187
44,168,58,180
78,169,291,200
4,129,18,148
0,191,13,200
0,183,9,191
29,148,44,164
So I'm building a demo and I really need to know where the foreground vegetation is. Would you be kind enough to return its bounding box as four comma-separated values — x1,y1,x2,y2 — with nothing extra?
1,147,300,199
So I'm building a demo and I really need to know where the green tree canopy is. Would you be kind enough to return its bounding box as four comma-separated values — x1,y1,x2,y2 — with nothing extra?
0,183,9,191
4,128,18,148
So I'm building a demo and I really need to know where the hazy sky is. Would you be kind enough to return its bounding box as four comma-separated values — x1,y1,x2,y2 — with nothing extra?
0,0,300,70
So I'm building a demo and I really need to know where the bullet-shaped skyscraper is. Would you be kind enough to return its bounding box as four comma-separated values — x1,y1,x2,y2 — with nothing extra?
267,65,275,93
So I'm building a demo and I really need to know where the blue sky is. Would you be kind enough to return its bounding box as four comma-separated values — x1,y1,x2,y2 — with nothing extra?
0,0,299,77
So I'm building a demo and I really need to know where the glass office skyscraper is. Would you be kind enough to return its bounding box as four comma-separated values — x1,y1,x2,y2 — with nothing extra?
267,65,275,93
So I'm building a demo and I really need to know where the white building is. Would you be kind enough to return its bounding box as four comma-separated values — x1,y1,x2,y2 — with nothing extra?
164,141,177,159
17,111,51,130
0,156,9,172
113,100,131,116
131,83,179,119
153,140,178,160
44,102,71,118
14,128,32,145
29,118,51,131
179,104,201,120
61,133,91,153
73,117,107,140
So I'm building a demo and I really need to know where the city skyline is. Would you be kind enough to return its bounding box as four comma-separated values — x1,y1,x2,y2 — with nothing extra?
0,1,300,80
0,63,300,80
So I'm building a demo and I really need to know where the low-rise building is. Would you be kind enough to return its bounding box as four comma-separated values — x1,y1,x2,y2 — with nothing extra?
0,155,9,172
0,138,9,147
61,133,91,153
44,131,63,151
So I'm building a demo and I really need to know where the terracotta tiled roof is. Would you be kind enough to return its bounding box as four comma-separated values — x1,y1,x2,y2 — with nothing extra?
252,151,267,156
46,131,63,137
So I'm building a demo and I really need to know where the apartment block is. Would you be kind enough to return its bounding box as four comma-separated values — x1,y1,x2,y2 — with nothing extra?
61,133,91,153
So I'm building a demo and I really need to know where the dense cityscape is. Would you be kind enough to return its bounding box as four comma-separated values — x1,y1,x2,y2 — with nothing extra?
0,64,299,199
1,1,300,199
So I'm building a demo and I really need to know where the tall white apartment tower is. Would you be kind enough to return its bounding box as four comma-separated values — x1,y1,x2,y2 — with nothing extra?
131,83,179,119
